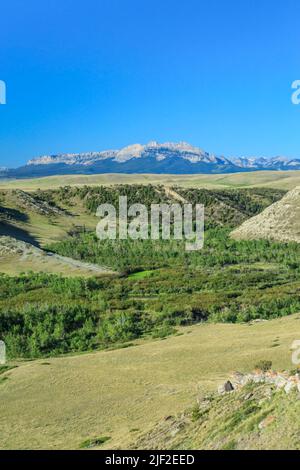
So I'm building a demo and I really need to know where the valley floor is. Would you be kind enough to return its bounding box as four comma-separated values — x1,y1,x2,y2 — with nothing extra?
0,314,299,449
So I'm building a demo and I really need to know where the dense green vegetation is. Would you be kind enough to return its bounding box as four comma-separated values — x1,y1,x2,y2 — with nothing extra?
47,227,299,273
46,185,286,272
1,185,299,359
1,226,300,358
35,184,284,221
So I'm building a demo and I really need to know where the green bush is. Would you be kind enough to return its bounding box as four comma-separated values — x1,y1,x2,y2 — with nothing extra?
254,360,272,372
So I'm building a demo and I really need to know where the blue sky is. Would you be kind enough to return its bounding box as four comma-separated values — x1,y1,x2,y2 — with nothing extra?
0,0,300,167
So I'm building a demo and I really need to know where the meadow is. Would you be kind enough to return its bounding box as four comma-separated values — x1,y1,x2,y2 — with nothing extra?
1,169,300,191
0,314,299,449
1,179,300,449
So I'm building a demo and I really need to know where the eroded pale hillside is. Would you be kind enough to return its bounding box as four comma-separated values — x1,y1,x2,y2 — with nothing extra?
231,187,300,243
0,235,114,276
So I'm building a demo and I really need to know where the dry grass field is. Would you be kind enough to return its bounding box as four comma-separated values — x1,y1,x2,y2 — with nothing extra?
0,314,299,449
1,173,300,449
1,170,300,191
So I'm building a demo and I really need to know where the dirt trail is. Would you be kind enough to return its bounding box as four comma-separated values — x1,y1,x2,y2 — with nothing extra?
164,186,188,203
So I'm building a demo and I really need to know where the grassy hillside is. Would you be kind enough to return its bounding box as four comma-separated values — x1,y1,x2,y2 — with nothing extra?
0,188,112,276
133,371,300,450
0,236,115,277
0,189,97,247
231,186,300,244
1,182,300,450
1,170,300,191
1,186,300,359
0,184,284,275
0,314,299,449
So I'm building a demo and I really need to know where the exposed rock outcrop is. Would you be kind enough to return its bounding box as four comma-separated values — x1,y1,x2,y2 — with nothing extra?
218,369,300,395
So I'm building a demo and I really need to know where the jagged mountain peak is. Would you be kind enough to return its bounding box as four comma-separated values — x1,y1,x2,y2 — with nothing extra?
27,141,218,166
2,141,300,178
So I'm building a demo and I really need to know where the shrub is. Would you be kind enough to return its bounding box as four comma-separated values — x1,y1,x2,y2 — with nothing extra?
79,436,111,448
254,360,272,372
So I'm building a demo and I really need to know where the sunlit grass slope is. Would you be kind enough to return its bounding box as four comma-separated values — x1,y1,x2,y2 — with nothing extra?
1,170,300,191
0,314,299,449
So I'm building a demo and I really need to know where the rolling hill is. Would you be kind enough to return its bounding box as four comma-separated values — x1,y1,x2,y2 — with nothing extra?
0,188,114,276
132,364,300,450
1,180,300,451
0,184,285,275
0,236,114,277
1,170,300,192
231,186,300,243
0,314,299,450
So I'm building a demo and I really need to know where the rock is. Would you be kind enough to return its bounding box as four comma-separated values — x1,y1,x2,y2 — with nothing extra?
231,371,244,382
284,381,296,394
252,373,265,383
224,381,234,392
218,370,300,397
170,428,180,437
274,376,288,389
218,381,234,395
244,392,254,401
263,387,273,399
230,371,246,389
258,415,276,430
264,371,278,383
164,415,173,421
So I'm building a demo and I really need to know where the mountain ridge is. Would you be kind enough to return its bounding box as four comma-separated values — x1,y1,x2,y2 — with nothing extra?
2,141,300,178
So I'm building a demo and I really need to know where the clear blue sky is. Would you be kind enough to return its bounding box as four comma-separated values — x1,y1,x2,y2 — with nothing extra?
0,0,300,167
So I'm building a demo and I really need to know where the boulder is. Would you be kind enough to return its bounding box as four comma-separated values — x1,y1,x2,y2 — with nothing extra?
252,373,265,383
230,372,248,388
274,376,287,389
218,381,234,395
284,381,296,394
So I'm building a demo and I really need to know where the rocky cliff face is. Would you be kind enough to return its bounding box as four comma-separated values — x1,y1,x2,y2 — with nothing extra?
27,142,226,165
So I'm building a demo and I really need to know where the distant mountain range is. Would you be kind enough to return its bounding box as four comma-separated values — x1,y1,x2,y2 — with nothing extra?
1,141,300,178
